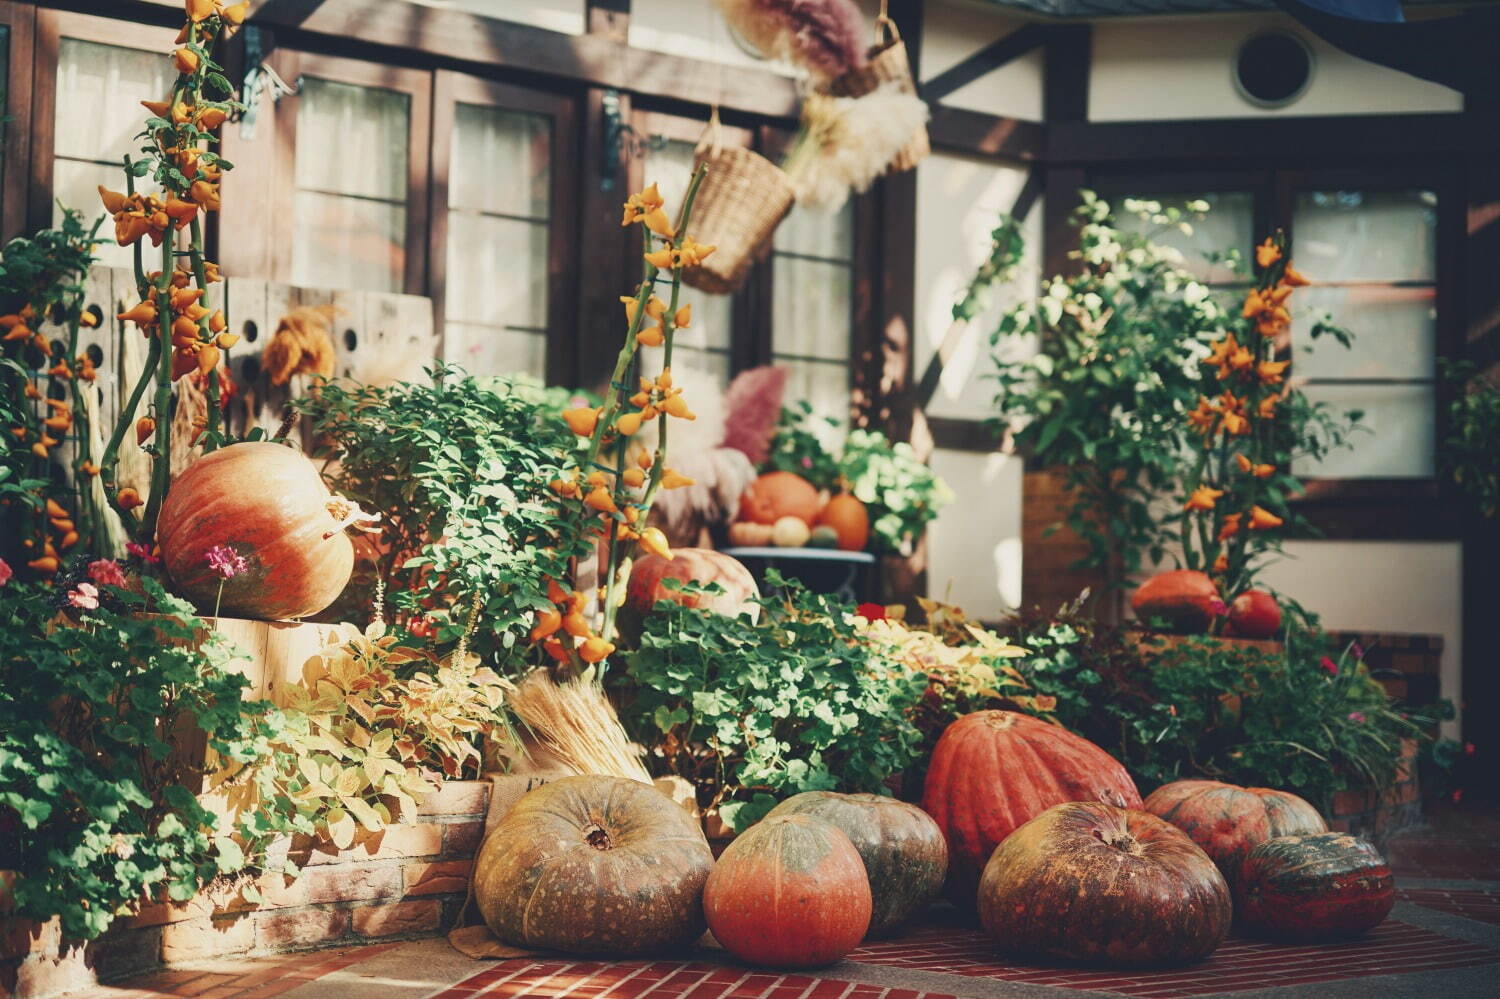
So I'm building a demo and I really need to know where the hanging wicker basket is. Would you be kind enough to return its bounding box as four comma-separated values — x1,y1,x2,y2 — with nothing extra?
827,16,929,174
683,140,796,295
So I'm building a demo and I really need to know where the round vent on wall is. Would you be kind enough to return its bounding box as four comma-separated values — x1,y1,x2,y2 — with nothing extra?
1233,32,1314,109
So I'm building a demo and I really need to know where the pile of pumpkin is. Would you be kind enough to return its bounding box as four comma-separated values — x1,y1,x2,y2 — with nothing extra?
726,470,870,552
471,710,1395,969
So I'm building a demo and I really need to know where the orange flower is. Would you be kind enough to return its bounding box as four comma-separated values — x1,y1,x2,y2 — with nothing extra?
639,527,672,560
584,486,618,514
195,106,228,129
186,0,217,22
1255,238,1282,269
1185,485,1223,512
173,47,200,74
578,636,615,664
1222,410,1249,436
621,183,665,224
222,1,250,25
141,98,171,118
562,406,600,437
1212,552,1229,573
643,246,675,269
676,237,715,268
1257,359,1289,385
660,468,694,490
1218,513,1242,541
117,487,144,511
189,179,220,210
616,410,645,436
622,467,645,489
635,324,665,348
1281,264,1310,287
673,304,692,328
1257,395,1279,419
1248,506,1284,530
1203,335,1237,372
1187,396,1218,436
1234,453,1274,478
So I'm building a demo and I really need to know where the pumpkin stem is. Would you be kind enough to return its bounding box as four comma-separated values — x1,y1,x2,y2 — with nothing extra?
584,824,612,851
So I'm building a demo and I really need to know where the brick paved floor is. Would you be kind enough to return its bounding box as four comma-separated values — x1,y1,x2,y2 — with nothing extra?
78,804,1500,999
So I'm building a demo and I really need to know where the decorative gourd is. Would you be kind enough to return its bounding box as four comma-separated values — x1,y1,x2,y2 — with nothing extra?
767,792,946,937
473,775,714,955
704,814,871,968
920,710,1142,910
816,494,869,552
978,801,1231,967
625,548,760,620
1238,833,1394,941
739,471,821,526
728,520,774,547
1143,780,1326,885
807,525,839,548
1226,589,1282,639
157,442,354,620
771,515,811,548
1131,569,1222,633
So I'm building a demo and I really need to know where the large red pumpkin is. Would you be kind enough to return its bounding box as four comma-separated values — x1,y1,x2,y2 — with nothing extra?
978,801,1231,966
1131,569,1222,633
767,791,946,937
1238,833,1394,941
816,494,870,552
704,814,871,968
625,548,760,620
474,775,714,955
158,442,354,620
1143,780,1326,885
738,471,821,526
920,710,1142,909
1226,589,1282,639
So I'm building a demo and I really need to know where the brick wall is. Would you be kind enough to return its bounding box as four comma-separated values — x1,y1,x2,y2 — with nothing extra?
1,780,490,999
1328,738,1423,845
1324,630,1445,719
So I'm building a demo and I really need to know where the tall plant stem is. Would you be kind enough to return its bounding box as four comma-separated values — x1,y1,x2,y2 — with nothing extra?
140,236,175,540
187,215,220,444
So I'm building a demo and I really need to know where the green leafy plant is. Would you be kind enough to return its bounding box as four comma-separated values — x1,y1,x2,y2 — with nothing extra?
1440,360,1500,517
296,364,586,668
0,571,278,939
619,574,927,830
766,401,842,491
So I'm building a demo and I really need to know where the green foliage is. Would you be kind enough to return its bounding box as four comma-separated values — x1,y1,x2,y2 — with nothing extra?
766,400,842,491
619,575,927,831
1004,603,1431,810
0,575,279,939
296,364,587,669
1440,360,1500,517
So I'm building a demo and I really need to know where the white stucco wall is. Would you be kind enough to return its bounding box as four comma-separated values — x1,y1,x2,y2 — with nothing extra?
430,0,585,35
922,0,1045,121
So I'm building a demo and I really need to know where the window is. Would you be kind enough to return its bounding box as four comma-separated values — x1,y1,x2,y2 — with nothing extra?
291,77,412,293
1117,191,1256,288
53,38,173,267
771,202,855,426
1291,189,1438,480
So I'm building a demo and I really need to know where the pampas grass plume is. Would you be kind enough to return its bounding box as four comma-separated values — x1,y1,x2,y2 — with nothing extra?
715,0,867,81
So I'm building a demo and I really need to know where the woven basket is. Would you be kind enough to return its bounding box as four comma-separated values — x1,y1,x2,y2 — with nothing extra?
827,18,929,174
683,144,796,295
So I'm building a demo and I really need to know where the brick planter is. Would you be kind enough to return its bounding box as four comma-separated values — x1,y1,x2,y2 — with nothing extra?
1,780,490,999
1328,738,1424,845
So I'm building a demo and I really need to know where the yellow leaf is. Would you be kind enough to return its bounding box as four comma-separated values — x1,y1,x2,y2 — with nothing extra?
325,808,356,850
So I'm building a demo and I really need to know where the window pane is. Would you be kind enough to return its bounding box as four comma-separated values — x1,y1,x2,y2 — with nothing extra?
290,189,405,294
781,360,849,429
771,256,851,362
445,322,546,380
445,213,548,329
295,78,409,201
1115,191,1254,285
642,137,732,350
1293,383,1435,480
451,104,548,218
775,202,853,260
56,39,173,164
1293,190,1437,282
1296,285,1436,381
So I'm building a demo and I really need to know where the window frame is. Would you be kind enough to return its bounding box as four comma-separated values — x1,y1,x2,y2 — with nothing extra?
429,70,578,387
0,1,35,241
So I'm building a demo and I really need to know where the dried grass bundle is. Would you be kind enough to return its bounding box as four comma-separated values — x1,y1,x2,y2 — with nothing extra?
783,83,929,211
503,669,652,783
714,0,867,82
262,305,337,386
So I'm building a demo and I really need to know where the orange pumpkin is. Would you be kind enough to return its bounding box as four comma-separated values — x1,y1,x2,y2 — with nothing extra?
816,494,869,552
157,442,354,620
738,471,821,526
1131,570,1223,633
625,548,760,620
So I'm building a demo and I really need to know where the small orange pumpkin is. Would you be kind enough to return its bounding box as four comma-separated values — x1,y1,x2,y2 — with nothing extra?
625,548,760,619
816,494,869,552
738,471,820,526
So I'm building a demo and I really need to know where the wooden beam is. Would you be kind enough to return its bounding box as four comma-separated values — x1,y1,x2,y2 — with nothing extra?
927,106,1044,161
586,0,628,42
927,417,1000,454
1042,23,1090,124
920,23,1047,103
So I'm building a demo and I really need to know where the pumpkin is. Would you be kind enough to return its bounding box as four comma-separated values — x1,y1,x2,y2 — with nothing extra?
978,801,1231,967
767,791,947,937
704,814,871,968
625,548,760,620
473,775,714,955
771,515,811,548
1227,589,1282,639
728,520,774,547
739,471,821,526
920,710,1142,910
1143,780,1326,885
816,494,869,552
1238,833,1394,941
157,442,354,620
1131,569,1222,633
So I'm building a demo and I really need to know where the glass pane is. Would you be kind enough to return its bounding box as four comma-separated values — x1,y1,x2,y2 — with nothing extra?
290,190,405,293
776,360,849,430
445,322,546,379
1293,190,1437,283
451,103,549,218
771,256,851,362
295,78,409,201
643,137,736,344
1296,285,1436,380
1292,383,1435,479
53,160,138,269
1116,192,1254,285
445,213,547,328
56,39,174,164
640,345,731,391
775,201,854,261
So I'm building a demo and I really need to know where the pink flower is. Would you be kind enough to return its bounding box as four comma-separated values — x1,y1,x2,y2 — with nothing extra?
1347,711,1366,724
1452,788,1465,805
87,559,128,588
1350,642,1365,661
0,558,11,586
67,582,100,610
205,544,249,580
1320,656,1339,676
1465,742,1476,757
126,542,160,564
801,456,813,469
1208,597,1229,617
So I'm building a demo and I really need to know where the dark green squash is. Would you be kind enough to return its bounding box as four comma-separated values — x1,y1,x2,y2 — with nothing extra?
1238,833,1394,941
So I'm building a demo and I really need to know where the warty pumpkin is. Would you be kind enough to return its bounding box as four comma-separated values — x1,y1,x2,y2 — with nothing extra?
1238,832,1394,941
1143,779,1326,886
625,548,760,620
